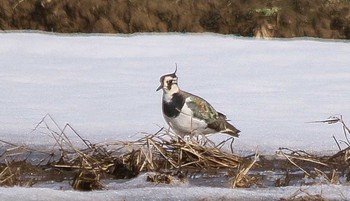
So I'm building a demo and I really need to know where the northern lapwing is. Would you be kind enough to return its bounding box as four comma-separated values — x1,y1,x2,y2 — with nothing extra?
156,69,240,138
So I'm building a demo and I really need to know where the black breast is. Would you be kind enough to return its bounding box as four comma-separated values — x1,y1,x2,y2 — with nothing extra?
163,93,185,118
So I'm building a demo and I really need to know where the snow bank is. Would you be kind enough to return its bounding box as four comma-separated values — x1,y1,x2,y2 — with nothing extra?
0,183,349,201
0,32,349,155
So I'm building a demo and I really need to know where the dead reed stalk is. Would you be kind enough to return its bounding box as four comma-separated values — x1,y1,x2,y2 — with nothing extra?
279,115,350,184
0,114,245,190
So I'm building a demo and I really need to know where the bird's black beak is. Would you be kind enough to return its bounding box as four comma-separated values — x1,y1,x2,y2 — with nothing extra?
156,84,163,91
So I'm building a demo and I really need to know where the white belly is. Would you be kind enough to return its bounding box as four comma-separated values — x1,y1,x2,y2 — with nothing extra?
163,103,215,136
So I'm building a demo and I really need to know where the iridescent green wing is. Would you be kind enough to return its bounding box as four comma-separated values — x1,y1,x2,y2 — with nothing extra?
185,94,219,124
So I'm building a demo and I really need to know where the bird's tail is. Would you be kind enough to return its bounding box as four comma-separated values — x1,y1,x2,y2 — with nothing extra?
221,121,240,137
207,112,240,137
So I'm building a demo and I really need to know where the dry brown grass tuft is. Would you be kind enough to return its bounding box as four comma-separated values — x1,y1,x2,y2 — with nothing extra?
129,129,243,171
231,152,260,188
0,160,44,187
0,114,245,190
1,114,350,191
0,160,19,187
146,172,187,185
277,115,350,186
72,167,104,191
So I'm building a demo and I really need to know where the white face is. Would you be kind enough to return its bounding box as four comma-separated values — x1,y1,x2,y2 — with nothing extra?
162,75,179,94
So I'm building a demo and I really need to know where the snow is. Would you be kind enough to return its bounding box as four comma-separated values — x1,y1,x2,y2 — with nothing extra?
0,31,350,199
1,181,349,201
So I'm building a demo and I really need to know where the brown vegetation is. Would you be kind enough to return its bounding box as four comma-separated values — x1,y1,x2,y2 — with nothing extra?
0,114,246,190
0,114,349,198
1,0,350,39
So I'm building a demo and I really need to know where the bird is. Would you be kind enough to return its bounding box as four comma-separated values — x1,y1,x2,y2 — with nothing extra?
156,68,240,138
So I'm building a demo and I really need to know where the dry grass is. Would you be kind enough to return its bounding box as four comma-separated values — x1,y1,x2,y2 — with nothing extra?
0,114,349,192
231,152,260,188
146,172,187,185
0,114,245,190
277,115,350,186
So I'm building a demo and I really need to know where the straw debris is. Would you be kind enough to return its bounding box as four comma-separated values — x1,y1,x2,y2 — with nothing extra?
278,115,350,184
2,114,348,191
231,152,260,188
146,172,187,185
0,114,245,190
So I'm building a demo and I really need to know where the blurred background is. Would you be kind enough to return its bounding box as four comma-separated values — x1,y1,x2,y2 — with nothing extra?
1,0,350,39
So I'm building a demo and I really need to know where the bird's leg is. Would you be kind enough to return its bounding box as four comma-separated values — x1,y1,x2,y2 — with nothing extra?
190,116,194,139
177,144,183,171
190,130,196,141
199,133,206,145
172,131,187,169
175,134,184,170
167,126,171,134
230,137,235,154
